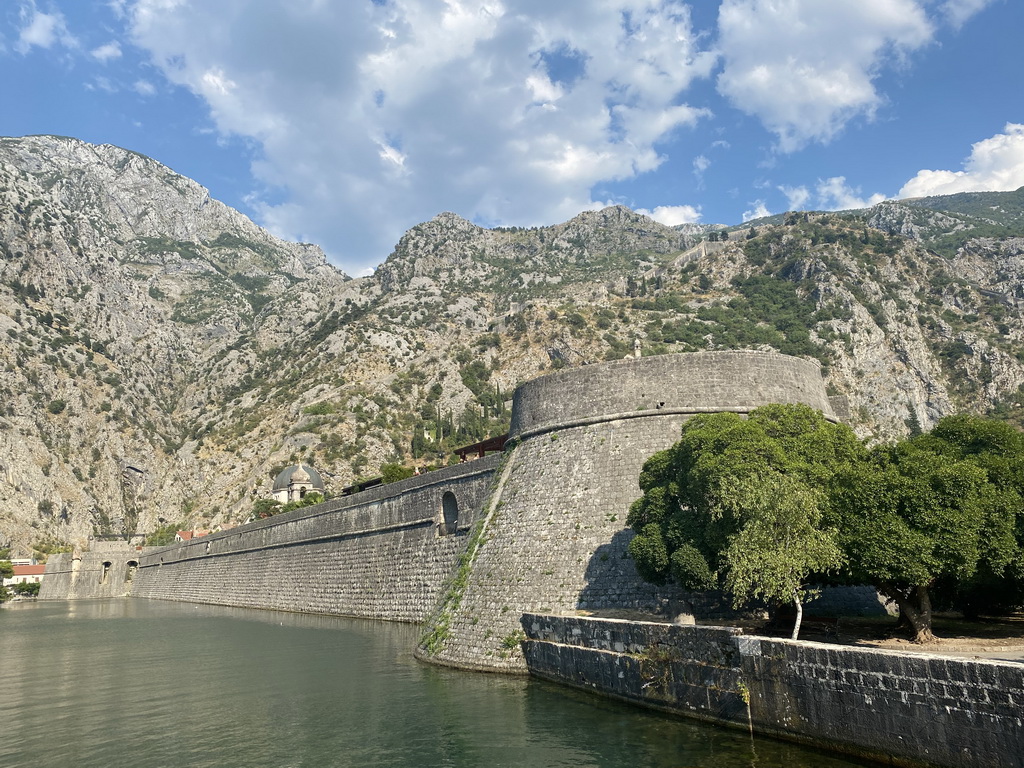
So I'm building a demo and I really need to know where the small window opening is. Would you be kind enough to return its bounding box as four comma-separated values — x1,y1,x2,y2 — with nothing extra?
125,560,138,582
440,492,459,536
100,561,112,585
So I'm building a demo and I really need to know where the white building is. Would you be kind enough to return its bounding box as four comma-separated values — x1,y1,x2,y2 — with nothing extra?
271,464,326,504
4,564,45,586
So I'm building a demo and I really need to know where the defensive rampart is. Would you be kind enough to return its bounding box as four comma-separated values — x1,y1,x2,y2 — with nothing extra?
41,351,835,655
522,614,1024,768
39,550,143,600
35,350,1015,768
127,456,499,622
417,351,837,672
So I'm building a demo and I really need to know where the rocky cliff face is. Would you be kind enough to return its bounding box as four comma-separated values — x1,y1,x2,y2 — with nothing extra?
0,135,351,552
1,135,1022,557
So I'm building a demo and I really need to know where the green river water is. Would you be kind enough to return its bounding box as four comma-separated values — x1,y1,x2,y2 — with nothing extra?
0,600,879,768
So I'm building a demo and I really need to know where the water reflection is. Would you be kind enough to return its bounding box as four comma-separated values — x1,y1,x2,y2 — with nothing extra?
0,600,877,768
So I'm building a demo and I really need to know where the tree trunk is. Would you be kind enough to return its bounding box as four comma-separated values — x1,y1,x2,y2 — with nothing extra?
791,589,803,640
879,583,936,643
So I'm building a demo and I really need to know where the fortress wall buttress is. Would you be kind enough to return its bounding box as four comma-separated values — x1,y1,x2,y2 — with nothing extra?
418,351,835,672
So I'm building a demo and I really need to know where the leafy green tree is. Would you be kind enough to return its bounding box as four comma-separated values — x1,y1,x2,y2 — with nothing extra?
924,415,1024,615
143,523,182,546
0,560,12,604
631,408,1024,643
381,463,415,484
830,415,1024,640
252,498,282,519
13,582,40,597
628,404,862,637
721,475,844,638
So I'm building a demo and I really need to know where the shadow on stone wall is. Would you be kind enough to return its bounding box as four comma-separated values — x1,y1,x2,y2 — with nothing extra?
579,530,745,623
578,529,663,614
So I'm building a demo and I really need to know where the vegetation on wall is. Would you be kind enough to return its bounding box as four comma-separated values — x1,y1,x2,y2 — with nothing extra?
143,523,182,547
250,493,325,520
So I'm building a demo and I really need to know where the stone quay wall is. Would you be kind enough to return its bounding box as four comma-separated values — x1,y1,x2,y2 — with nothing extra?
418,351,836,672
522,614,1024,768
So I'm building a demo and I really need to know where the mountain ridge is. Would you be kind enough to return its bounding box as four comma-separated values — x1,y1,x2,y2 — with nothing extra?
1,134,1023,558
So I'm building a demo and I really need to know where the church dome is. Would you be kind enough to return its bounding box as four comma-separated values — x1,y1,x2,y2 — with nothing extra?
272,464,325,492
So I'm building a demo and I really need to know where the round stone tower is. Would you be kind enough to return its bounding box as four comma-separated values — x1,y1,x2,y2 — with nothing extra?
418,350,836,673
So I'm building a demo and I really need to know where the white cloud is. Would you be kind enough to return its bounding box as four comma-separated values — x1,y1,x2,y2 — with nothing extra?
133,79,156,96
899,123,1024,198
15,3,77,53
107,0,128,19
716,0,933,152
777,177,886,211
815,176,887,209
123,0,717,273
91,41,122,62
90,76,117,93
636,204,702,226
742,200,771,221
779,185,811,211
940,0,997,28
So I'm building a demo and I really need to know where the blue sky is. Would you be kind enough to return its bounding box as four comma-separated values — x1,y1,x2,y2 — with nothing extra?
3,1,1023,276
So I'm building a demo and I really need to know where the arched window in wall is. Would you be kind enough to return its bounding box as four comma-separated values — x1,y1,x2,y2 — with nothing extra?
125,560,138,582
100,561,112,585
440,492,459,536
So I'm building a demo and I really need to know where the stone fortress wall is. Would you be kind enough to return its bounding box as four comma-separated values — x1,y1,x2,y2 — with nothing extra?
38,350,1022,768
42,351,835,642
40,550,144,600
127,457,499,622
418,351,838,671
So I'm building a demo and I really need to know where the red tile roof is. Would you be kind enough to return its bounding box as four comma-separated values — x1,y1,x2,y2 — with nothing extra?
13,565,46,576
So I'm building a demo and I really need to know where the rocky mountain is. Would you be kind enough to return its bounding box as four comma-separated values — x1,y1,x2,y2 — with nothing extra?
1,134,1022,557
